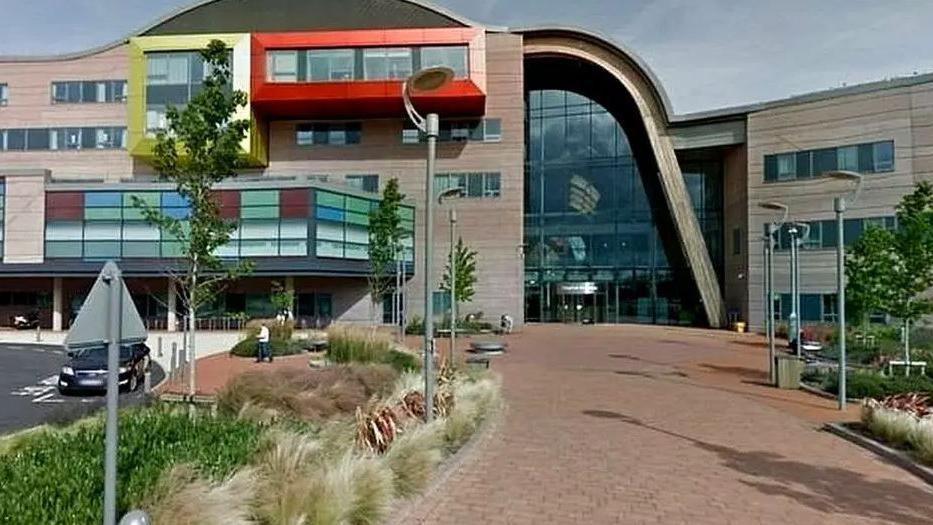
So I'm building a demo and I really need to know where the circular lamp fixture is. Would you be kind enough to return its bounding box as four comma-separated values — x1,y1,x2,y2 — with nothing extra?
407,66,455,93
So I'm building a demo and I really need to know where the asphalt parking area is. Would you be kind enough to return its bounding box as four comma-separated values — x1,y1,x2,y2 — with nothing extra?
0,343,164,434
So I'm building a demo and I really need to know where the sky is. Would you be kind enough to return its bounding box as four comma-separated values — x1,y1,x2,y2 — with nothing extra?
2,0,933,114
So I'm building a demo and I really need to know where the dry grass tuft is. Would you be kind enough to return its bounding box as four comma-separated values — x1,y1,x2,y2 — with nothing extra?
217,365,398,422
383,421,444,498
143,464,256,525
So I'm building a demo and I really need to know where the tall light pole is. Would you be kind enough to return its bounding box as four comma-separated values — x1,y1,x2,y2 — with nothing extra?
403,66,454,422
824,170,863,409
788,223,800,356
759,201,788,384
438,188,464,364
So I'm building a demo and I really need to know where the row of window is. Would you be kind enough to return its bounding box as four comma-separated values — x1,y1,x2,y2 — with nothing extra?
145,51,222,134
294,119,503,146
769,215,896,250
402,119,502,144
763,140,894,182
773,293,838,323
0,127,127,152
434,172,502,199
52,80,127,104
267,45,468,83
315,190,415,261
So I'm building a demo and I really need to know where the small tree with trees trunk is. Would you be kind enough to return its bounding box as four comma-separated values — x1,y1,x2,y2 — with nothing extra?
134,39,252,395
846,181,933,362
440,237,478,321
367,178,406,324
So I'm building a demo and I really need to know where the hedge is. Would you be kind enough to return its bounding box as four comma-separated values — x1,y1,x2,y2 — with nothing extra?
820,370,933,400
0,408,264,525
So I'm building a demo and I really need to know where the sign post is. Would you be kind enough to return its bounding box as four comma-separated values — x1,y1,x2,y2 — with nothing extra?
64,261,147,525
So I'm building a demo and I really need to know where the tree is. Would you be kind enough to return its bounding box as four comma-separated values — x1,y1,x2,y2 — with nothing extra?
847,181,933,361
368,178,406,323
845,226,896,326
134,39,252,395
440,236,478,310
270,280,295,321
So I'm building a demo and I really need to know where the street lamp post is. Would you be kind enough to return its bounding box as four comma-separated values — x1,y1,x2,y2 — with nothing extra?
403,66,454,422
438,188,463,364
824,170,864,409
759,201,788,383
788,223,800,357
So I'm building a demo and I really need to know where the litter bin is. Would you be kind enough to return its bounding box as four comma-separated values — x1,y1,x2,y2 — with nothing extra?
733,321,746,333
774,355,805,389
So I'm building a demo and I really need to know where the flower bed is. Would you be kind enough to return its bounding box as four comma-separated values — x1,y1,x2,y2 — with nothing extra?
861,394,933,466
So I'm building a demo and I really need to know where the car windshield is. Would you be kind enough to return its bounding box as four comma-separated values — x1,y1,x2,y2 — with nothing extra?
71,345,134,360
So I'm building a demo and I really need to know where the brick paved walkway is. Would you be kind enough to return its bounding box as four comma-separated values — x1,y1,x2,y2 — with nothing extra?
403,324,933,525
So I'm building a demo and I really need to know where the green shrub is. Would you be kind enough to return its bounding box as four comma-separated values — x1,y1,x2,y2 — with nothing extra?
0,407,264,525
384,350,421,372
326,325,419,373
229,337,305,358
821,370,933,399
405,316,424,335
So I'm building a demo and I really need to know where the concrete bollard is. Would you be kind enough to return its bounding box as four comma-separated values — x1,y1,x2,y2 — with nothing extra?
35,324,41,342
157,336,163,358
144,370,151,393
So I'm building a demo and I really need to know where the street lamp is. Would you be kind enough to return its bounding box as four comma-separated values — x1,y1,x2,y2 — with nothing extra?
759,201,788,383
438,187,464,365
785,221,810,357
403,66,454,422
824,169,864,409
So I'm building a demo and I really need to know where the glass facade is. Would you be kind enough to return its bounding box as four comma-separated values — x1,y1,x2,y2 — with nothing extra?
145,51,227,135
44,187,414,262
763,140,894,182
524,89,709,325
266,45,468,83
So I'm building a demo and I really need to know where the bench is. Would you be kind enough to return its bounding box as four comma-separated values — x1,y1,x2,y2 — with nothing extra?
887,360,928,377
469,340,507,355
465,355,490,369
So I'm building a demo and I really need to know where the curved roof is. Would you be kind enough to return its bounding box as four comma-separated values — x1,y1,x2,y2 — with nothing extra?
515,26,676,123
0,0,480,62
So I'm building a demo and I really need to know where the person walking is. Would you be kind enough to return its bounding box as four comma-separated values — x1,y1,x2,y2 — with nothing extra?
257,323,272,363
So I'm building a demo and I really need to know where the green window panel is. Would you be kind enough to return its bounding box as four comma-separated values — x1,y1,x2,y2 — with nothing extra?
123,221,160,241
345,243,368,260
317,191,345,209
241,190,278,207
46,241,82,258
399,207,414,220
400,219,414,232
46,221,83,241
122,207,148,220
123,192,160,208
241,205,279,219
345,211,369,226
85,207,122,221
161,221,190,242
316,240,344,258
122,241,160,258
345,196,370,214
161,241,185,257
84,221,122,240
214,242,239,258
240,219,279,239
84,241,121,258
280,240,308,256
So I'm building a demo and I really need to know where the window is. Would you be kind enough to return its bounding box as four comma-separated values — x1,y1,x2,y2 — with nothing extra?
268,51,298,82
801,221,821,250
146,51,224,135
0,83,7,105
345,175,379,193
308,49,355,81
435,172,501,198
402,118,502,144
314,189,414,261
732,228,742,255
419,46,468,78
296,123,361,145
363,48,412,80
0,127,125,152
822,294,837,323
776,153,796,181
51,80,127,103
763,140,894,182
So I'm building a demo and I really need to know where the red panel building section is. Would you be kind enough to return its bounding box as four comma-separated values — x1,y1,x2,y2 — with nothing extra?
251,28,487,119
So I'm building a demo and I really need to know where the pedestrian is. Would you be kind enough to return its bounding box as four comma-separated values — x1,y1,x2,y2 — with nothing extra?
257,323,272,363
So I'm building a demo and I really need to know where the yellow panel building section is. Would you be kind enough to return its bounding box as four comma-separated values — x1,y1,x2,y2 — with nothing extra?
127,34,266,166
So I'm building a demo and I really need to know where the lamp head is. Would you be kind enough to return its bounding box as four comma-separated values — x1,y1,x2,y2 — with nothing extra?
824,170,862,183
437,187,464,203
759,201,788,212
406,67,455,94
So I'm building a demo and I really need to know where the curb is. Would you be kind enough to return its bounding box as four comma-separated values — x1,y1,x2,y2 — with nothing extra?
824,422,933,486
799,382,862,404
384,402,506,525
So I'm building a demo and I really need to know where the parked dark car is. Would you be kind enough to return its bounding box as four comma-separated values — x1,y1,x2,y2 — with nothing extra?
57,343,151,394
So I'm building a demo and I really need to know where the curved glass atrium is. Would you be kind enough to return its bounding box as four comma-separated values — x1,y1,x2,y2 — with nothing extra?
524,89,719,325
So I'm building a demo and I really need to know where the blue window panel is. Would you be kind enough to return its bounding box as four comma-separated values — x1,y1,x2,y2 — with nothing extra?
84,241,121,259
163,207,190,219
84,192,122,207
161,191,190,208
316,206,345,222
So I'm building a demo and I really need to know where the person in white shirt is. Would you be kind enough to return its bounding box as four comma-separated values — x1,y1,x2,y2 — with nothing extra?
257,324,272,363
